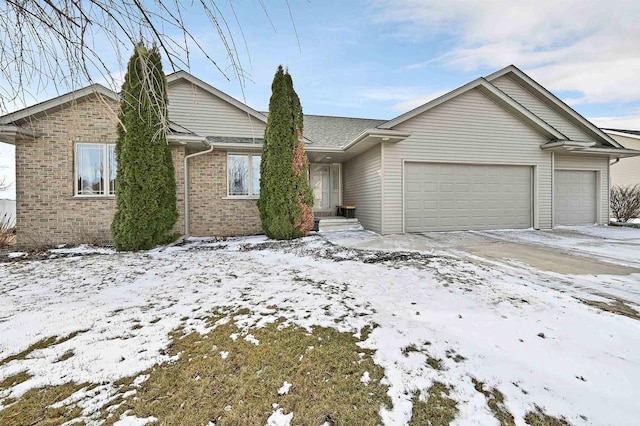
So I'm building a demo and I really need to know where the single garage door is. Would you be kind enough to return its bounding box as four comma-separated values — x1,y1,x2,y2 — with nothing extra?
404,163,532,232
554,170,596,225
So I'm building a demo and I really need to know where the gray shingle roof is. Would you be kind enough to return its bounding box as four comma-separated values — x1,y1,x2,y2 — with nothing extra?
303,115,387,148
603,128,640,136
192,113,388,149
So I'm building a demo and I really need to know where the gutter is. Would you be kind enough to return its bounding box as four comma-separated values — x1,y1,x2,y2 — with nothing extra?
206,142,263,150
577,147,640,158
342,129,411,151
183,138,213,237
540,140,595,151
0,125,40,144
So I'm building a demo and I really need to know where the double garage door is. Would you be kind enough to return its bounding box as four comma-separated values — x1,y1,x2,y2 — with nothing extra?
404,163,532,232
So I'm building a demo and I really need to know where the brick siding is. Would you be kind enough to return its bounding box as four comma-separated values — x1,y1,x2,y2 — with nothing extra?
14,95,267,247
14,95,192,247
188,150,262,237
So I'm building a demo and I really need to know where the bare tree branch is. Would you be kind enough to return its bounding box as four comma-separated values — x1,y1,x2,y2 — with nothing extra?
0,0,278,114
0,0,302,148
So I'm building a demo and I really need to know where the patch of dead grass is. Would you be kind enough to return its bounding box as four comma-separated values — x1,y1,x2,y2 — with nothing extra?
56,350,75,363
0,382,85,425
409,381,458,425
0,330,87,368
402,344,420,357
103,316,391,425
445,349,466,363
582,298,640,320
525,405,570,426
0,313,391,425
1,397,16,407
0,336,58,367
426,355,445,371
0,371,32,391
472,378,515,426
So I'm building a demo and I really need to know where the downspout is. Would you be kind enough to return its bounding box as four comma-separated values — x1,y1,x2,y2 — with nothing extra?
608,157,617,225
184,139,213,238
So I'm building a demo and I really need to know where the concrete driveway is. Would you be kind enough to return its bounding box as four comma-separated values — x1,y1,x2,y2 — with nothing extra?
330,226,640,276
323,225,640,321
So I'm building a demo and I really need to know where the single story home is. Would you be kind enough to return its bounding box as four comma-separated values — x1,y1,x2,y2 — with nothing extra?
1,65,638,246
602,129,640,187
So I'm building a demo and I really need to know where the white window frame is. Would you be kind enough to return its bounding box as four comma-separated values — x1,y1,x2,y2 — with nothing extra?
74,142,117,197
226,152,261,199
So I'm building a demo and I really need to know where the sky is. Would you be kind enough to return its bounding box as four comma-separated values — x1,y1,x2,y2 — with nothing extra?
2,0,640,199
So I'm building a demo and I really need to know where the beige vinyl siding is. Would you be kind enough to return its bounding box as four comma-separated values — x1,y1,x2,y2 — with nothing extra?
168,80,265,138
554,155,609,225
384,88,552,234
608,134,640,187
343,145,382,234
492,75,595,143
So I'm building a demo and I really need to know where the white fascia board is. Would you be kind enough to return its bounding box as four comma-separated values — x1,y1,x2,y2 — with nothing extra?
305,146,343,152
577,147,640,158
0,84,118,125
486,65,623,148
342,129,411,151
603,129,640,141
0,125,41,144
207,142,263,150
540,140,595,150
167,134,208,146
166,71,267,124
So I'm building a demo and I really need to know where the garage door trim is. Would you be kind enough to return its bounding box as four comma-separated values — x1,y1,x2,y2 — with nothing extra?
402,160,538,232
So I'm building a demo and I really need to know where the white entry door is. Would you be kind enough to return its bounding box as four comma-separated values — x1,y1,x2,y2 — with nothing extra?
310,164,340,212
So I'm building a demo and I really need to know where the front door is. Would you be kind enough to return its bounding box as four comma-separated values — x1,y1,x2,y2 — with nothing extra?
310,164,340,213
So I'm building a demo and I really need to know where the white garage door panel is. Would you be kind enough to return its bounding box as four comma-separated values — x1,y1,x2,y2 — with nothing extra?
554,170,596,225
404,163,532,232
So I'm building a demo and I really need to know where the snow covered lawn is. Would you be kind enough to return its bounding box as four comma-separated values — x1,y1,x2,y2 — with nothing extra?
0,229,639,425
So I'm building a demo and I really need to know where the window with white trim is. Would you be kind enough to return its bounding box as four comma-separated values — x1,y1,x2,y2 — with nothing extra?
75,143,117,196
228,153,261,197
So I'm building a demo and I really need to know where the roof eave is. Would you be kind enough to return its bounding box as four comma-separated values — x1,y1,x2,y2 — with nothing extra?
167,134,208,147
540,140,595,152
0,84,118,125
576,147,640,158
305,146,343,152
602,129,640,141
486,65,623,148
0,125,41,144
342,129,411,151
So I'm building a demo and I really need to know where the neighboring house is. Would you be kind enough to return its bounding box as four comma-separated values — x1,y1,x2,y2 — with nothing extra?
0,199,15,227
0,65,638,245
602,129,640,187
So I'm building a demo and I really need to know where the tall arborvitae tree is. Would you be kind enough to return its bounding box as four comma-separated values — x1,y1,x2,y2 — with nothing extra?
111,43,178,250
258,66,313,239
